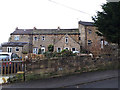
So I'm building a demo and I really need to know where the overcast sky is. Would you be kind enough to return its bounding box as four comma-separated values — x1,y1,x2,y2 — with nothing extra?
0,0,106,45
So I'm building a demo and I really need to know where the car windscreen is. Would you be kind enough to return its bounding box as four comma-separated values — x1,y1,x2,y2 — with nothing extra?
0,54,9,61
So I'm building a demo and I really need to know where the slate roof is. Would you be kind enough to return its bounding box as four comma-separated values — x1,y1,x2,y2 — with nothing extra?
11,28,79,35
79,21,94,26
2,42,29,47
11,29,33,35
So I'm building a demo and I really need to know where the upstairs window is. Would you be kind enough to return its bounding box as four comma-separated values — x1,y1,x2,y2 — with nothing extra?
65,37,68,43
71,48,76,51
88,40,92,45
88,29,92,34
34,37,38,41
42,36,45,41
14,36,19,41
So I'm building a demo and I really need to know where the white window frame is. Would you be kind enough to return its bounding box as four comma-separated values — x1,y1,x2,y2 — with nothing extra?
101,39,104,49
41,47,45,54
14,35,19,41
65,37,68,43
42,36,45,41
7,47,12,53
16,47,19,52
33,48,38,54
57,47,61,52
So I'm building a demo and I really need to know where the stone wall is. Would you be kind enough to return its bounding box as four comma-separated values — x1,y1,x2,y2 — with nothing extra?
2,44,29,57
54,34,80,52
25,55,118,81
9,35,30,43
32,34,80,52
2,47,23,57
79,24,104,55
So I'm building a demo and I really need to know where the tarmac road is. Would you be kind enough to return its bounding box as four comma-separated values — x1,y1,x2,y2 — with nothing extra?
2,69,119,88
65,77,119,88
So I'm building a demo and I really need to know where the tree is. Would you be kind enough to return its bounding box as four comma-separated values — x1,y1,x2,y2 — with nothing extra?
92,2,120,44
48,45,54,52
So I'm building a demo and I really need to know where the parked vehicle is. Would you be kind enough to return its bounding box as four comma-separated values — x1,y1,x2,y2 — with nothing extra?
0,52,19,61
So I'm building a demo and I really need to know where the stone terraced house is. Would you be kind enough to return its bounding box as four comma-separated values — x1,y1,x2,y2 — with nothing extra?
78,21,107,55
2,21,107,57
2,27,80,57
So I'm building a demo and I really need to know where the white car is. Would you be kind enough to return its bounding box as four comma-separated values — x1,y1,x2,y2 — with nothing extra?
0,52,19,61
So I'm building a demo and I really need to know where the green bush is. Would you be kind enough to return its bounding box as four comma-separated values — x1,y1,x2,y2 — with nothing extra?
61,49,76,57
22,51,28,54
48,45,54,52
38,49,41,54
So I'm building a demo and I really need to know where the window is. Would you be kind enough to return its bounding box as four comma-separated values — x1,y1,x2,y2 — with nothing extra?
41,47,45,54
101,39,104,49
65,37,68,43
57,48,61,52
88,40,92,45
88,29,92,34
16,47,19,52
33,48,38,54
7,47,12,53
42,36,45,41
14,36,19,41
71,48,76,51
64,47,69,50
34,37,38,41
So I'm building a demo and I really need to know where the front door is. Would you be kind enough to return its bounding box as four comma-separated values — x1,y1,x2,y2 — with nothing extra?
41,47,45,54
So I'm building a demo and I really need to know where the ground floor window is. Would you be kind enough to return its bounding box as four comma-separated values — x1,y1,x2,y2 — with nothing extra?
16,47,19,52
71,48,76,51
64,47,69,50
57,48,61,52
7,47,12,53
33,48,38,54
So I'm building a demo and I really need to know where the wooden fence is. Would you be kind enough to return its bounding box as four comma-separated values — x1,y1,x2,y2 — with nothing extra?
0,59,24,76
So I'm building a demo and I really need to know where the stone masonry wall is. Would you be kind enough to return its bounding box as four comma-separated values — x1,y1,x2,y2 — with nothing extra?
25,55,118,81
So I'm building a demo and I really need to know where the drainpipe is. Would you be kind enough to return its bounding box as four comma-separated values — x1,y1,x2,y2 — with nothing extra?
85,26,87,50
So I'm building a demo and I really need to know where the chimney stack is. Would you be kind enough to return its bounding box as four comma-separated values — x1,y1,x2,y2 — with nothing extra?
33,27,37,30
57,26,60,30
16,27,18,30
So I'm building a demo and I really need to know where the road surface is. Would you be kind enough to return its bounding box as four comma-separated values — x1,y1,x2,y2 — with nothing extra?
65,77,119,88
1,69,119,89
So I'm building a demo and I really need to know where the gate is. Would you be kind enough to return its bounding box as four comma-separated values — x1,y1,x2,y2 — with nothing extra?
0,59,24,77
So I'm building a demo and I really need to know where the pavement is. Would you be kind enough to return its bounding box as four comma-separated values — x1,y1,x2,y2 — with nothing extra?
2,69,119,88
